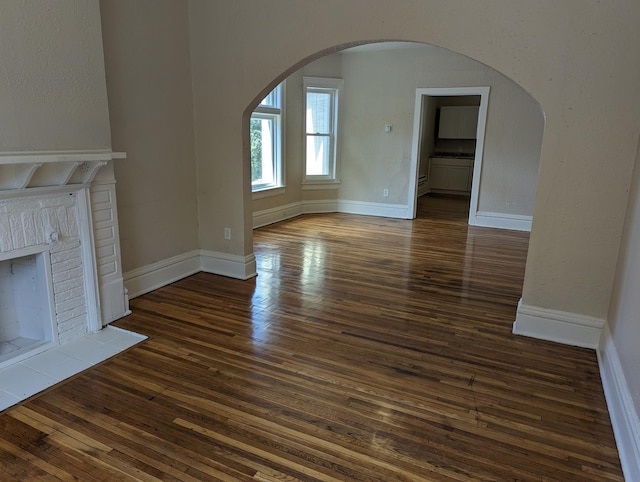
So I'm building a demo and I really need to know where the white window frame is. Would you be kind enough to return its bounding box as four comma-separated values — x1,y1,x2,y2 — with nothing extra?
303,77,343,184
251,82,285,193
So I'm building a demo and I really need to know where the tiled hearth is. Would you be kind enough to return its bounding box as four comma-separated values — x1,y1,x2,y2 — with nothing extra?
0,325,145,411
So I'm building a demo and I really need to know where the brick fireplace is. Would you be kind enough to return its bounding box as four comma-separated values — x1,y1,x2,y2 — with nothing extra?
0,152,130,370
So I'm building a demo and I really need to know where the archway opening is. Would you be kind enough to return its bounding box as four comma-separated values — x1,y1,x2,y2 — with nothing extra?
244,41,544,237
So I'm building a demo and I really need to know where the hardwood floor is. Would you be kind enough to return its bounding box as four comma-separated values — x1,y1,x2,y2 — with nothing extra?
0,195,623,481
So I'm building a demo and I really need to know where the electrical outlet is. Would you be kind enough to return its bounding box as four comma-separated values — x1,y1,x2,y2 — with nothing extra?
383,189,389,197
224,227,231,240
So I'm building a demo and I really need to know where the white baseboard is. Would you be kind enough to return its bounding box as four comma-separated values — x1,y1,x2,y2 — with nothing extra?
337,199,410,219
124,249,257,299
254,199,530,231
252,199,410,227
598,323,640,481
471,210,532,231
302,199,339,214
124,250,201,298
513,299,605,349
200,250,257,280
253,201,304,229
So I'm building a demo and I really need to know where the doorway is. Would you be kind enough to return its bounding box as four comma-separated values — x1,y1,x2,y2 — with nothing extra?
408,87,490,224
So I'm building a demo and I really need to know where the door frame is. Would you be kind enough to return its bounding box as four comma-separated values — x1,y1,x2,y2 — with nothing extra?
408,86,490,224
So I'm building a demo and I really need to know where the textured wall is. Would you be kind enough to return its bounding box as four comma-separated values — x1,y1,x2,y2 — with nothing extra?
100,0,199,272
0,0,111,151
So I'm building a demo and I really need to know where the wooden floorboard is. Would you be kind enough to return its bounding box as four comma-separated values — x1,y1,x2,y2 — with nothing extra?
0,195,623,481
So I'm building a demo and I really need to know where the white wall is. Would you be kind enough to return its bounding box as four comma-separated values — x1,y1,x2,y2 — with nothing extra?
0,0,111,151
100,0,199,272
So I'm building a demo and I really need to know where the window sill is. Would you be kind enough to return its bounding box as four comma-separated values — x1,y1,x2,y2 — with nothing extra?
252,186,285,200
301,181,341,191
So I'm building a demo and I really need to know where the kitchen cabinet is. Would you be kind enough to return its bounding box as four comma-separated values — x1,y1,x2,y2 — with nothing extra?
438,106,479,139
429,157,474,194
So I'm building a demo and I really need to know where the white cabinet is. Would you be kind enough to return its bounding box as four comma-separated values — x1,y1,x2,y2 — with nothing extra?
429,157,474,194
438,106,479,139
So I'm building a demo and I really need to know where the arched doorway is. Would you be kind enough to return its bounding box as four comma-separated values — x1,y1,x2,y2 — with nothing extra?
246,42,544,235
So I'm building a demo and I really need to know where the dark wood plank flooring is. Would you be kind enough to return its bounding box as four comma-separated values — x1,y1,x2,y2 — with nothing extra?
0,195,623,481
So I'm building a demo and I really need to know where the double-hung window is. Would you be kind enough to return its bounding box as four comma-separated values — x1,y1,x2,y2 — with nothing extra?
251,82,284,192
304,77,343,182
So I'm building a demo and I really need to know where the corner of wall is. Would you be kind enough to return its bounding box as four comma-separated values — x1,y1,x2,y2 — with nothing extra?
200,250,257,280
123,250,201,299
123,249,257,299
597,323,640,481
512,299,604,349
513,301,640,478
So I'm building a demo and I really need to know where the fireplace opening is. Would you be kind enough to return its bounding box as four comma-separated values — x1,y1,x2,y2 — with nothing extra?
0,248,57,370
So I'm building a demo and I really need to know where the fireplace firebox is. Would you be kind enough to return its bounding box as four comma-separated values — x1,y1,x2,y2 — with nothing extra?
0,248,57,369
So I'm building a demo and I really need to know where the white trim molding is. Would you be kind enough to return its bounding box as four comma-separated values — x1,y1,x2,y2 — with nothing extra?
471,211,532,232
513,299,605,349
124,249,257,300
124,250,201,299
337,200,410,219
598,323,640,481
253,201,304,229
0,150,124,191
302,199,339,215
77,187,102,332
252,199,410,229
408,87,491,223
200,250,257,280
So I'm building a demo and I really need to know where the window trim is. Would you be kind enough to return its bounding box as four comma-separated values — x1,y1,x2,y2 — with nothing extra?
303,76,343,183
251,81,286,193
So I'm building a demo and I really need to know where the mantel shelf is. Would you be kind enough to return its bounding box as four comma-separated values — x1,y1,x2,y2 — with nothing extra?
0,151,125,191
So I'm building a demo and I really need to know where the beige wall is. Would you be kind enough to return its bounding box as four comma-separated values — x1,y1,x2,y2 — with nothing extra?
0,0,111,151
338,46,543,212
100,0,199,272
339,48,417,205
188,0,640,321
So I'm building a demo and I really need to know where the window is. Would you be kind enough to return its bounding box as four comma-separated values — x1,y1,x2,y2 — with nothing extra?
304,77,343,182
251,82,284,192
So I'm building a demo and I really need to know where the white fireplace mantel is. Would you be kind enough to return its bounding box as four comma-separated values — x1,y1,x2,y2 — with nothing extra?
0,149,130,370
0,150,126,192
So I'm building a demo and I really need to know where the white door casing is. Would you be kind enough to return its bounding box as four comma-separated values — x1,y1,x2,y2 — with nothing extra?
408,86,490,225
